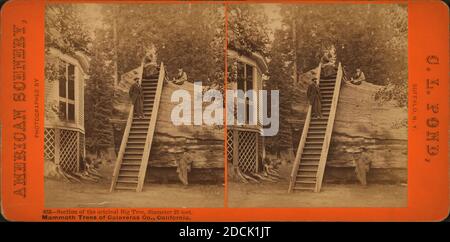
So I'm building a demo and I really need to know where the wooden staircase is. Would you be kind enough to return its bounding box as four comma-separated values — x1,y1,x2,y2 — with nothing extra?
288,62,343,193
110,62,166,192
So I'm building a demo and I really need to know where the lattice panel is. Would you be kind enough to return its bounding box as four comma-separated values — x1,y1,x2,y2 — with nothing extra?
238,131,257,174
79,133,85,158
227,130,234,163
59,129,79,172
44,128,56,161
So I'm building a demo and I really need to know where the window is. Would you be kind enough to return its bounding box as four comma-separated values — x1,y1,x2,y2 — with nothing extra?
236,62,254,124
58,60,76,122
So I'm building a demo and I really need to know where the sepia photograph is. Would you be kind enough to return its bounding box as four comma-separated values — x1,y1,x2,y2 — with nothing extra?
226,3,408,207
42,2,409,209
43,3,225,208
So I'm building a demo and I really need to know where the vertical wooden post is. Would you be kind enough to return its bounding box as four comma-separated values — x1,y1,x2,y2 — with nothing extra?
255,133,259,172
232,129,238,168
55,128,60,165
76,131,80,172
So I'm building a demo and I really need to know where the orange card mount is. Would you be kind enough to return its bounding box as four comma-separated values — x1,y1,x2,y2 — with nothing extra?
0,0,448,222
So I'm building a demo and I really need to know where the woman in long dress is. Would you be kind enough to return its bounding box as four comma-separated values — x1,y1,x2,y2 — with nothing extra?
129,78,145,119
307,78,322,119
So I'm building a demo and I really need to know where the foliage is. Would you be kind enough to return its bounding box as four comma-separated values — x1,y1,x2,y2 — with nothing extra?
84,28,115,156
274,4,408,106
45,5,91,55
266,4,408,152
227,5,271,56
265,29,296,149
101,4,225,87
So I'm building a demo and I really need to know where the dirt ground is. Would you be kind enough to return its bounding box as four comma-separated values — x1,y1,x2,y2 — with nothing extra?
45,163,408,208
44,164,224,208
228,164,408,208
228,181,407,208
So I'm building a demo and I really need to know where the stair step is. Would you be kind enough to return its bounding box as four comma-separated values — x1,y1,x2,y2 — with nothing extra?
310,117,329,122
299,168,318,172
126,145,145,150
304,145,323,149
118,174,138,178
142,85,158,88
296,180,316,184
123,154,144,159
124,151,144,155
128,134,148,139
133,120,150,124
133,118,150,122
127,137,146,143
310,120,328,124
308,130,325,134
125,148,144,153
130,127,148,131
306,138,325,142
308,126,326,130
305,140,324,144
293,187,314,191
319,83,335,87
309,123,327,127
297,175,316,179
115,186,136,191
302,153,321,157
126,141,145,146
121,162,141,166
142,79,158,82
143,92,156,96
307,133,325,138
300,162,319,166
117,180,138,184
131,122,149,127
301,157,320,161
120,168,140,172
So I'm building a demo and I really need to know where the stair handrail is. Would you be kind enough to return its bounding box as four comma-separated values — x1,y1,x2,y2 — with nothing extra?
110,59,147,192
288,63,322,193
314,62,343,192
136,62,166,192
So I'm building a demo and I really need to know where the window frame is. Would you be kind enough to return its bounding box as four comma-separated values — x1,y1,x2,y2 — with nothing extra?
236,61,256,125
58,60,76,123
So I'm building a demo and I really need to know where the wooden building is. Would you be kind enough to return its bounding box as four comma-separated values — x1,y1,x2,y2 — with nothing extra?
226,49,269,175
44,48,89,172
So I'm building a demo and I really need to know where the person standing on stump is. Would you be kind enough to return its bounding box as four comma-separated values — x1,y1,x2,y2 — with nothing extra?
129,77,145,119
307,77,322,119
